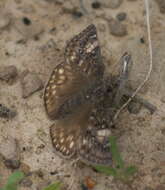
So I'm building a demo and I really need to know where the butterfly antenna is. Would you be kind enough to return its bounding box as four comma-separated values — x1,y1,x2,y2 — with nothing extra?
113,0,153,121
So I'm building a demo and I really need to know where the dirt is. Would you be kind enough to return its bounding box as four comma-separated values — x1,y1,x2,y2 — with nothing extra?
0,0,165,190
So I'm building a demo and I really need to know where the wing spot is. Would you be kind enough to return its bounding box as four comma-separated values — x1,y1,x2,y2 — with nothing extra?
60,138,64,143
51,85,56,89
46,86,50,90
52,90,56,95
66,150,70,155
69,141,74,149
59,68,64,74
45,93,49,97
57,80,64,85
67,135,73,142
60,132,64,138
49,80,54,84
59,75,66,80
51,74,56,79
62,147,66,152
83,139,87,145
46,99,50,104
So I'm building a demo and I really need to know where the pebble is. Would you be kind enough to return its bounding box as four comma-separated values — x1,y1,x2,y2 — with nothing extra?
152,151,165,163
20,70,43,98
102,0,123,9
144,187,154,190
0,137,20,169
155,0,165,13
21,177,33,187
91,1,101,9
161,96,165,103
0,13,11,30
155,185,165,190
116,12,127,21
0,65,18,84
0,137,19,159
14,17,44,39
20,162,31,175
128,101,142,114
4,159,20,169
109,19,127,37
0,104,17,119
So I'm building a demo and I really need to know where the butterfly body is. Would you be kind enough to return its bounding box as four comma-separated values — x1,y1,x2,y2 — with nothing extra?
44,24,112,165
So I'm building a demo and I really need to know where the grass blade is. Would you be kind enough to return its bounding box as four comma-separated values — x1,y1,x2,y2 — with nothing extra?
124,166,138,177
94,165,117,177
5,171,24,190
43,182,61,190
109,136,124,169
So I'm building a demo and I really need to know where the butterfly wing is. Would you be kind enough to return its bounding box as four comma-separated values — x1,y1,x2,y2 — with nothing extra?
50,104,92,158
65,24,104,79
44,62,100,120
44,25,104,120
78,103,113,166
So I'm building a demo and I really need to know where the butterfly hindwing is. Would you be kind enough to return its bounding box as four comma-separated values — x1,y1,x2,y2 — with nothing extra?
50,104,92,158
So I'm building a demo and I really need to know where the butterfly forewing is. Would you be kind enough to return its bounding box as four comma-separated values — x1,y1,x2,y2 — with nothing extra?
65,24,104,78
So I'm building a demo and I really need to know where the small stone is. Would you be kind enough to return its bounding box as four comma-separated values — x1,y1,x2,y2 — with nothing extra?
20,70,43,98
35,169,44,178
91,1,101,9
155,0,165,13
109,19,127,37
72,10,83,18
128,101,142,114
140,37,145,44
0,104,17,119
0,65,18,83
37,180,51,190
85,176,96,189
0,137,20,160
4,159,20,169
161,96,165,103
103,0,123,9
156,185,165,190
160,175,165,184
21,178,33,187
20,163,31,175
161,128,165,135
0,137,20,169
22,17,31,26
0,13,11,30
144,187,154,190
116,12,127,21
14,17,44,39
152,151,165,163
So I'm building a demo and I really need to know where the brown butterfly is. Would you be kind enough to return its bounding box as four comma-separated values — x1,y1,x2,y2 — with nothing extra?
44,24,112,165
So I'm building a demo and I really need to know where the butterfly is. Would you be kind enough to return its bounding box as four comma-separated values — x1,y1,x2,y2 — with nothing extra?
44,24,112,165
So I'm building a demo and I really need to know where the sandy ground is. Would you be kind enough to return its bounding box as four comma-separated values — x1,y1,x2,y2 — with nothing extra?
0,0,165,189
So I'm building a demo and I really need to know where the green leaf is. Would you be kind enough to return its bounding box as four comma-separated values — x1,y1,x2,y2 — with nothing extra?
124,166,138,177
109,136,124,169
4,171,24,190
43,182,61,190
94,165,118,177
